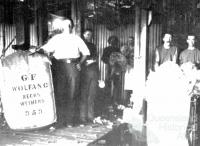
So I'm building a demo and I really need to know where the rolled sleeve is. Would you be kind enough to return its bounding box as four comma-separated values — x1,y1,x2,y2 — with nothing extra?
77,37,90,56
41,37,57,53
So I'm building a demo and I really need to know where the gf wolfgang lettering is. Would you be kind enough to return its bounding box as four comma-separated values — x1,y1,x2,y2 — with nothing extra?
11,74,49,116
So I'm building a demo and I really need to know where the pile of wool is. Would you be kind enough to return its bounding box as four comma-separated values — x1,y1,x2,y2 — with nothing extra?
122,62,200,133
145,62,200,146
145,61,194,115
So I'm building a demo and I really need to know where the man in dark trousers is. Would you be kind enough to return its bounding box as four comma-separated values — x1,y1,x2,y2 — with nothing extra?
40,18,90,127
79,29,98,124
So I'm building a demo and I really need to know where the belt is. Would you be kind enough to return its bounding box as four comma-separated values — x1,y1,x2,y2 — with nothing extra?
59,58,79,63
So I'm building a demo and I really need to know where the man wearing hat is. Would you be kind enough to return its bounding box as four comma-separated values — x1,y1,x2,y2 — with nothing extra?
40,17,90,127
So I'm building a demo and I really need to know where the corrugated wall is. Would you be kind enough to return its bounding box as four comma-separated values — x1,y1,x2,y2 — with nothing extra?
0,24,16,56
30,24,38,47
0,0,38,57
94,24,135,81
93,22,162,80
0,0,163,79
0,23,38,57
148,24,162,72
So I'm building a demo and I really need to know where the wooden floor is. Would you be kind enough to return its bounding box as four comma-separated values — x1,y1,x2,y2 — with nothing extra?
0,115,147,146
0,86,148,146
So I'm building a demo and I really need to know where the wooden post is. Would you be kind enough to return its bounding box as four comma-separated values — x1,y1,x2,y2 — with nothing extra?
71,0,82,36
134,6,140,66
136,9,148,124
23,1,30,47
15,2,24,45
134,8,147,94
132,6,148,116
15,1,30,47
37,0,48,45
140,9,147,85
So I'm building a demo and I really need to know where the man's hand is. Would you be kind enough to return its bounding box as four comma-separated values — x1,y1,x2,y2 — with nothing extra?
86,59,96,66
76,63,81,71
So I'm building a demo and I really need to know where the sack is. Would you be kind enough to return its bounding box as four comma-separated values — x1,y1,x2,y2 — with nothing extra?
0,50,56,130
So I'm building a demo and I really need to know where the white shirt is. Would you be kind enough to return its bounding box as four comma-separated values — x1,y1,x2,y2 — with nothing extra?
42,33,90,59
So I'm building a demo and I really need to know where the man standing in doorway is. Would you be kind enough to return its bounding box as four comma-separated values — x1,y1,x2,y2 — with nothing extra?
40,18,90,127
79,29,98,124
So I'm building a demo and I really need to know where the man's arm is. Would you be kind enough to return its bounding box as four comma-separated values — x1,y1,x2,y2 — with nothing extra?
76,36,90,70
76,55,87,71
172,47,178,63
179,52,183,65
88,44,97,60
101,48,109,64
39,36,56,56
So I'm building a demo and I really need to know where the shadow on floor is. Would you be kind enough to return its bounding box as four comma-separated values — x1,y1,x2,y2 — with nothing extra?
88,123,147,146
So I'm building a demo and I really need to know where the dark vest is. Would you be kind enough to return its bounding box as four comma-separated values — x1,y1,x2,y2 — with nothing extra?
157,45,177,65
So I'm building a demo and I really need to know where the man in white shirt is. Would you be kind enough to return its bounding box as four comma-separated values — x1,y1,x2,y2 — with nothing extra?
41,18,90,127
